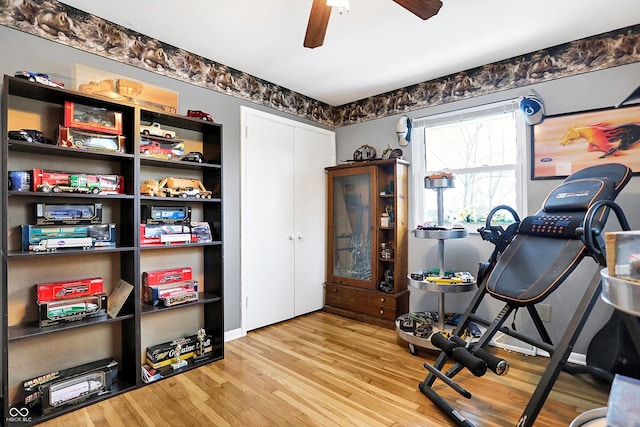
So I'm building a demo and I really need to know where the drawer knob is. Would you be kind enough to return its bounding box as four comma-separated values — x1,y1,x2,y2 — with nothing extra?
380,297,385,303
380,309,384,315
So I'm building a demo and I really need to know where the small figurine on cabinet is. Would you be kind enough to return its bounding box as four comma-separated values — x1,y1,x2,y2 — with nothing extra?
192,328,209,363
353,144,376,161
385,204,395,225
170,341,188,370
379,268,394,293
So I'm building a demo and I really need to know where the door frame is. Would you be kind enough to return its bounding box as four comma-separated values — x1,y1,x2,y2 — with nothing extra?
240,106,336,336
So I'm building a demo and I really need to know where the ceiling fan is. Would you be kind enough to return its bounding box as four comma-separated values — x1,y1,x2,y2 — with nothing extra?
304,0,443,49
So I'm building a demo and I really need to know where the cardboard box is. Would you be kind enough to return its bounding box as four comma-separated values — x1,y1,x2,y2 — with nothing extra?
143,280,198,306
146,333,212,369
8,171,31,191
37,277,104,302
58,125,125,153
141,205,191,224
142,267,192,287
22,223,117,252
191,222,212,243
140,224,194,246
606,231,640,281
161,289,198,307
38,294,108,327
64,101,123,135
35,202,103,225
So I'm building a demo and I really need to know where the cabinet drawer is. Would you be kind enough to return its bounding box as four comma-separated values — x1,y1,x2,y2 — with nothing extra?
325,283,400,320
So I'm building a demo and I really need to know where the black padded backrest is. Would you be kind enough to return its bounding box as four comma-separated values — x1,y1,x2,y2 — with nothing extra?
486,163,632,305
518,178,615,239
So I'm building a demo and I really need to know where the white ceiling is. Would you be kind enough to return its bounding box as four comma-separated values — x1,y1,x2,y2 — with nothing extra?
60,0,640,106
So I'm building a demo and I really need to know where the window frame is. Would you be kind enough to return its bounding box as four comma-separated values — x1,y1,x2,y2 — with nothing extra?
410,99,528,230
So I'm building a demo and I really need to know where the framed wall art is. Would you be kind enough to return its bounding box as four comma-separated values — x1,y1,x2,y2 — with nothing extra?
531,104,640,179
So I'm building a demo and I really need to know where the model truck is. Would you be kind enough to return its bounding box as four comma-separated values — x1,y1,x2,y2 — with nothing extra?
140,177,212,198
37,174,102,194
139,122,176,139
140,140,183,159
32,237,93,252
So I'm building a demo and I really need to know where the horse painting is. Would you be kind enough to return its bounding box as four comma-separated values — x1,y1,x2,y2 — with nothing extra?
560,122,640,158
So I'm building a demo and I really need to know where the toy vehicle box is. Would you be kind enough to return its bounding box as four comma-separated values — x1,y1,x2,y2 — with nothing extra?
141,205,191,224
143,280,198,306
32,169,125,195
8,170,31,191
64,102,123,135
191,222,212,243
143,266,192,287
35,202,103,225
38,294,108,327
58,126,125,153
606,231,640,282
22,223,117,252
140,224,194,245
146,333,212,369
162,288,198,307
23,358,118,413
41,370,110,414
37,277,104,302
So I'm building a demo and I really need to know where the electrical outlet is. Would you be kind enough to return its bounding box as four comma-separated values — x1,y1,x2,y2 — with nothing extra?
537,304,551,322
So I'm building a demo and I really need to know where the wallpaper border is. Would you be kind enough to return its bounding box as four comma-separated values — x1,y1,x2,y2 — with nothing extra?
1,1,639,127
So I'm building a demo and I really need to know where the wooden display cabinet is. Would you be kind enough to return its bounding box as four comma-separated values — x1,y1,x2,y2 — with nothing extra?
0,75,223,424
324,159,409,328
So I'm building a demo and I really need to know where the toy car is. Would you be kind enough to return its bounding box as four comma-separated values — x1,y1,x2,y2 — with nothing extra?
410,270,429,281
8,129,54,144
15,71,64,88
187,110,214,122
140,122,176,139
454,271,475,283
181,151,206,163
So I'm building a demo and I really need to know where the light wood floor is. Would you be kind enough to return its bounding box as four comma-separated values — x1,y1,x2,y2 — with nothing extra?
40,311,609,426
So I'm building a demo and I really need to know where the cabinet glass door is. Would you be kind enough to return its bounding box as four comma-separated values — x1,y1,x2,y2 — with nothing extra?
331,171,373,284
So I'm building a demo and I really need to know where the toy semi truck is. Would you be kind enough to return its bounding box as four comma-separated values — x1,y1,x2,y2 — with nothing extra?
37,174,102,194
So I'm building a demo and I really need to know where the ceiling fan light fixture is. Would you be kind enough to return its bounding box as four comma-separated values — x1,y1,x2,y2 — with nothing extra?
327,0,350,14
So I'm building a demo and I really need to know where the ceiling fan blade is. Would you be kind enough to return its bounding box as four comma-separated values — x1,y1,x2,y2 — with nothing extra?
393,0,443,20
304,0,332,48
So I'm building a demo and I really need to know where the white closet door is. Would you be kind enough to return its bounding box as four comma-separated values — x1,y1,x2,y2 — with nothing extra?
244,112,296,331
293,127,334,316
242,107,335,332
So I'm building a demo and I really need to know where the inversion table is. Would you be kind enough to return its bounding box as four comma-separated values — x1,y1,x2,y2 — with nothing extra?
418,163,633,427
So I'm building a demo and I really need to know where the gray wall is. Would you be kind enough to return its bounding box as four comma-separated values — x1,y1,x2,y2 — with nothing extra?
336,62,640,354
0,25,331,333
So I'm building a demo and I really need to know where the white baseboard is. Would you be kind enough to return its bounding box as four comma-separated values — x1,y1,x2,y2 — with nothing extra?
224,328,244,342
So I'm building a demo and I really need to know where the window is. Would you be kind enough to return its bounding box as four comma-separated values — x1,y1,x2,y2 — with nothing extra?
411,100,528,228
